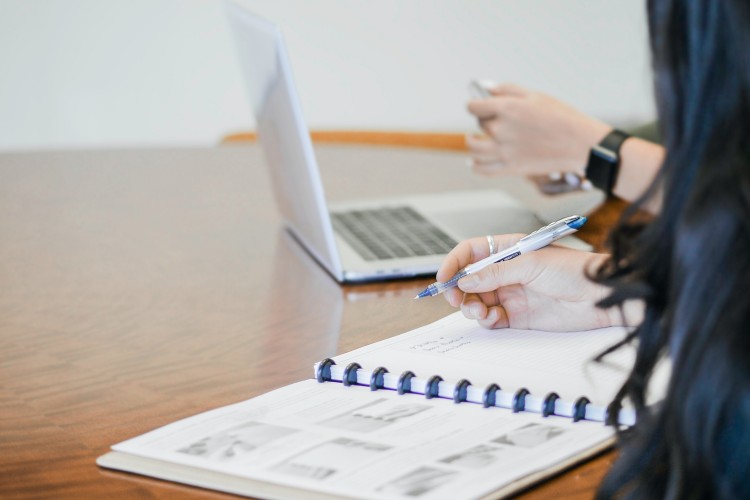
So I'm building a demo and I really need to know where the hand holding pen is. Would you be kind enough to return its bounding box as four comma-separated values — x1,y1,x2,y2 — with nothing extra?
419,215,625,331
416,216,587,299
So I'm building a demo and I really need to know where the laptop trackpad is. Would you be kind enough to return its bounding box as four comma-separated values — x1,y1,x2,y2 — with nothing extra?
431,207,542,241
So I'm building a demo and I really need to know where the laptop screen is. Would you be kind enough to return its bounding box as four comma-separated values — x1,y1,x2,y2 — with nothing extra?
225,2,345,281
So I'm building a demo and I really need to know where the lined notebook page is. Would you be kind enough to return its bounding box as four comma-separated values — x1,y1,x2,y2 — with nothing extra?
333,313,639,407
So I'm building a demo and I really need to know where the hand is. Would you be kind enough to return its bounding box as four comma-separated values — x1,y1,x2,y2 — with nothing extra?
437,234,619,331
466,84,611,177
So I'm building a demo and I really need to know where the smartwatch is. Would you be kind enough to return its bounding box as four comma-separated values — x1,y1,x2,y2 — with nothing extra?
584,129,630,195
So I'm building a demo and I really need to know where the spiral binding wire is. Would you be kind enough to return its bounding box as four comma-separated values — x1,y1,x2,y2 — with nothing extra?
542,392,560,418
482,383,501,408
453,379,471,404
342,362,361,386
316,358,335,382
369,367,388,391
424,375,443,399
573,397,590,422
397,371,415,394
512,388,530,413
314,358,620,424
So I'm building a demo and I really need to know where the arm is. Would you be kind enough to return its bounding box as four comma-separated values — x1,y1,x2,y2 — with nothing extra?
438,233,644,331
613,137,664,213
465,84,664,213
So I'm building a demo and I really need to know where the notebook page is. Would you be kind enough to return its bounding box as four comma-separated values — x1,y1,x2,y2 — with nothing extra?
107,380,614,500
332,312,636,407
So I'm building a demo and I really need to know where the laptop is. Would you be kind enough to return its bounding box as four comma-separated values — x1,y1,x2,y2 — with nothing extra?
225,3,589,283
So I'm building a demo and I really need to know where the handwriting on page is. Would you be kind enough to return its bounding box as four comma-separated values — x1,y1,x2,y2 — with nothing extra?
408,336,472,354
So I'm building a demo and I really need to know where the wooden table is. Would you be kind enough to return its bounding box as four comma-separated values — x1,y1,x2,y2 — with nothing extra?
0,139,623,499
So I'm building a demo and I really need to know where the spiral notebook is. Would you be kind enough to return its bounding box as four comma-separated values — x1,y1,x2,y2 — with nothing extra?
97,313,668,499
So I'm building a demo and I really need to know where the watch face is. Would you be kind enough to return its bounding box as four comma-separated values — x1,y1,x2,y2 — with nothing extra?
585,149,617,193
585,130,629,194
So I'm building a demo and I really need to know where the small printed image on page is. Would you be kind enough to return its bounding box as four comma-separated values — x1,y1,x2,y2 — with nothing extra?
176,422,298,463
492,423,566,448
318,399,433,433
377,466,459,497
438,444,507,469
271,437,392,481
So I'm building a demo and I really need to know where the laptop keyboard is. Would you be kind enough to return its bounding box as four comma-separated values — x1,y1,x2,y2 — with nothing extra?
331,206,457,261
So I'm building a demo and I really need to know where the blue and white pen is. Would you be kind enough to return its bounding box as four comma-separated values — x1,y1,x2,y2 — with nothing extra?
414,215,587,299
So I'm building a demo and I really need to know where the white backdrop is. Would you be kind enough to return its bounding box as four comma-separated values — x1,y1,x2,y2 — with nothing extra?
0,0,655,151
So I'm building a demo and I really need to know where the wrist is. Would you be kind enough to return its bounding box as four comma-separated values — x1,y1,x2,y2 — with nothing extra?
574,121,612,177
586,122,613,149
612,138,665,210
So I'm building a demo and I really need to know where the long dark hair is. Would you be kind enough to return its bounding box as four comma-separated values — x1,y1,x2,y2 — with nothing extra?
594,0,750,497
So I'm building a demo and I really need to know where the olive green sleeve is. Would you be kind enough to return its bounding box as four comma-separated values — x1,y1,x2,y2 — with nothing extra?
626,121,661,144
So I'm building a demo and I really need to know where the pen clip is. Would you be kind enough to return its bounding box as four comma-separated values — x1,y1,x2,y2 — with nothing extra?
520,217,565,241
518,216,581,243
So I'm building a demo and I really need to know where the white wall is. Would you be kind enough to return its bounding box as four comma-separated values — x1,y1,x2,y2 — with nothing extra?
0,0,655,151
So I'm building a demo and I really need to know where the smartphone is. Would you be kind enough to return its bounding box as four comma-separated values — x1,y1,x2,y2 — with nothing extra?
469,79,495,99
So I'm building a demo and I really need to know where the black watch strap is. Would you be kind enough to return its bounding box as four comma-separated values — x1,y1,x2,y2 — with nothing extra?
584,129,630,195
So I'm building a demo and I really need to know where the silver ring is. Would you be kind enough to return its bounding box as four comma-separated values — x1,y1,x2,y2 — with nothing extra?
486,235,496,255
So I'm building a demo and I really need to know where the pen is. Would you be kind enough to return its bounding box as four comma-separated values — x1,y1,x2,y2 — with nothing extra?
414,215,587,299
469,79,494,99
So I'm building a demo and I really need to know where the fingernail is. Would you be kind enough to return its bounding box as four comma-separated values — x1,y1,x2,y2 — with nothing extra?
470,303,484,318
460,275,479,290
